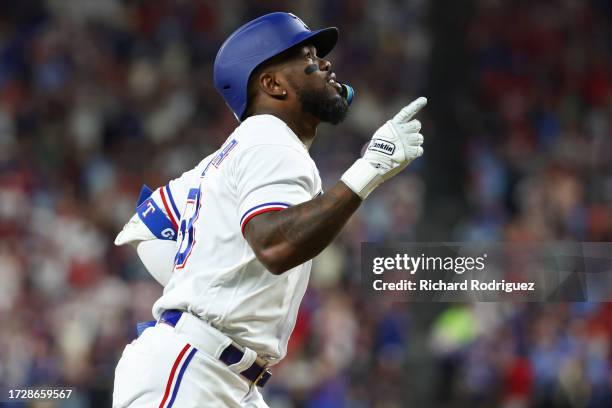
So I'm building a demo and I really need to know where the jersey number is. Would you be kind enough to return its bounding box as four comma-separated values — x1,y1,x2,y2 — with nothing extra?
173,140,236,269
174,187,201,269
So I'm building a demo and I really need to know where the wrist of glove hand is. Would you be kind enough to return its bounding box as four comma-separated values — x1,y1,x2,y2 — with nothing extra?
342,97,427,200
341,158,384,200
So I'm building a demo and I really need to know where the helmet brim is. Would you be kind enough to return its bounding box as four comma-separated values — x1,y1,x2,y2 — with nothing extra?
292,27,339,58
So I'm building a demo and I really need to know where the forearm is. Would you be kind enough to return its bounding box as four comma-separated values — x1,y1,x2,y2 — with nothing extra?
244,97,427,274
244,181,361,274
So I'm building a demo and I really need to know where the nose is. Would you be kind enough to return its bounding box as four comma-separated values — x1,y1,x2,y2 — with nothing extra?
318,57,331,72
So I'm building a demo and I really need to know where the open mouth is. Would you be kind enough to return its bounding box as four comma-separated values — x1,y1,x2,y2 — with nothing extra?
327,75,342,92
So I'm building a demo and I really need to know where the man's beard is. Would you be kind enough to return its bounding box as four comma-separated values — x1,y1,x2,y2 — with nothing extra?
297,87,349,125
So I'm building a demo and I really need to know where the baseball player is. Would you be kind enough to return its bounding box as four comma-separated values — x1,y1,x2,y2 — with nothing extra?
112,12,426,408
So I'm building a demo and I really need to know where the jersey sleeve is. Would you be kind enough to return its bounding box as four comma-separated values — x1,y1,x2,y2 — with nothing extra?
126,155,213,244
234,144,315,234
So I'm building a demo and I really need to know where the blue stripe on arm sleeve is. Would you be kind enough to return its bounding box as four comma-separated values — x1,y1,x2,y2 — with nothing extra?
136,198,178,241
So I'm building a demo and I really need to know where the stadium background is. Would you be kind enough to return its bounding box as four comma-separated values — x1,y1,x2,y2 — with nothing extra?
0,0,611,407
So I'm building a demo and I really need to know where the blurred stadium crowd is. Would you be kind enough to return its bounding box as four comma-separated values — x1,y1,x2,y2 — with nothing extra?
0,0,610,407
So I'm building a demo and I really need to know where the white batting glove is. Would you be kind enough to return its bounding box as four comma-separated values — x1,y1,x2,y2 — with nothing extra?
341,97,427,199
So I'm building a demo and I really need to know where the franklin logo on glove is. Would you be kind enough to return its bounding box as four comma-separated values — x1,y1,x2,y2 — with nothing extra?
369,139,396,155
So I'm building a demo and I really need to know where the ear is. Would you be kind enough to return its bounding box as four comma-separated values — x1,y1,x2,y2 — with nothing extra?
258,72,288,98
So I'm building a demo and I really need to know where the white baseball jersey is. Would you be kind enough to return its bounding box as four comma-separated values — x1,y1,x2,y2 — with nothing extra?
146,114,322,364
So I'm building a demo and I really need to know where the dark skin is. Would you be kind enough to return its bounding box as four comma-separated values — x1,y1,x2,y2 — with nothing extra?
243,44,362,274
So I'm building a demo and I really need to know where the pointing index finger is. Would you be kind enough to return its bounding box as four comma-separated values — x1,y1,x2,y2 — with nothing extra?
392,97,428,123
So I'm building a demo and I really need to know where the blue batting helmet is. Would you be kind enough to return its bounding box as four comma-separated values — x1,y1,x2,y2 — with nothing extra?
213,12,339,121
